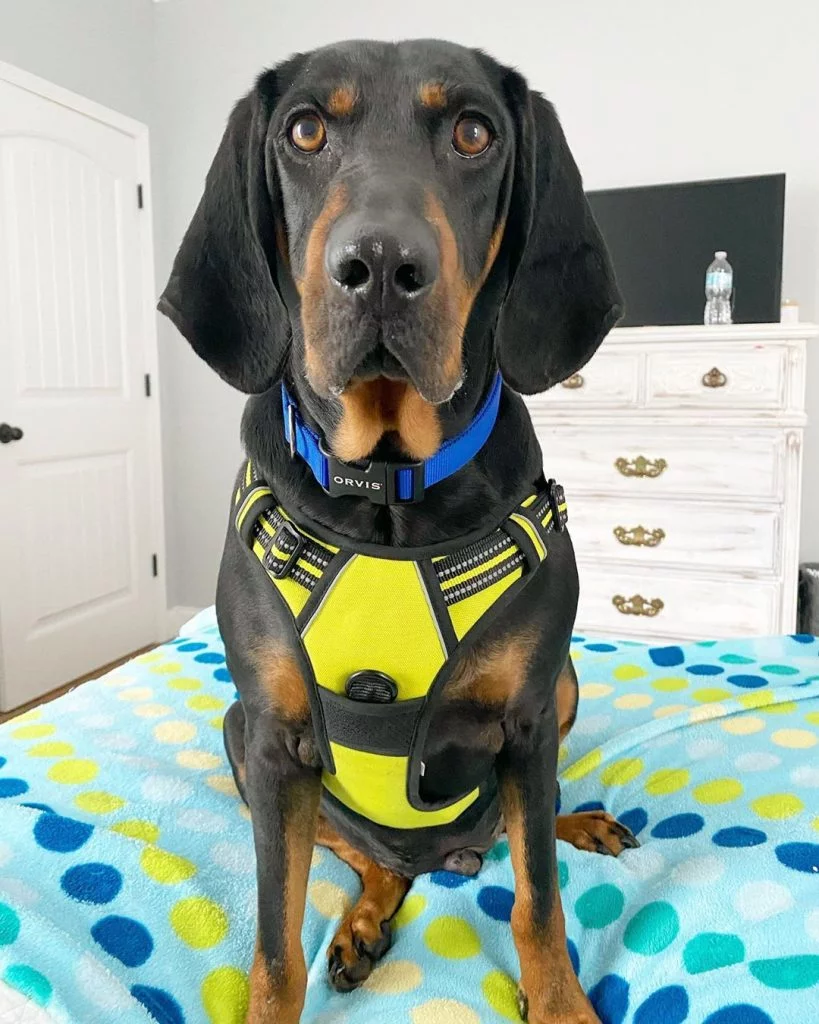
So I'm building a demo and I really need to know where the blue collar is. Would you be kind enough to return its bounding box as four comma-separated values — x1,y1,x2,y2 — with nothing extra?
281,371,503,505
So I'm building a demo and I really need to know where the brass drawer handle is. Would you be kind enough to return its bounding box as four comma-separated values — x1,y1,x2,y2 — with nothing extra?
613,525,666,548
561,373,585,390
613,594,665,617
615,456,668,478
702,366,727,388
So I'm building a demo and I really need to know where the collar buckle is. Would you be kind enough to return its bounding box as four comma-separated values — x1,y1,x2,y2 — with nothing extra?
547,479,568,532
322,446,425,505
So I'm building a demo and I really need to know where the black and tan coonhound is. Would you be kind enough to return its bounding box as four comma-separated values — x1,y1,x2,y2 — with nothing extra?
160,38,635,1024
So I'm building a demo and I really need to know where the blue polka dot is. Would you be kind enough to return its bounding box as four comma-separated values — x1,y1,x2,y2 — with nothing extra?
713,827,767,849
775,843,819,874
429,871,470,888
0,779,29,798
648,646,684,667
131,985,184,1024
726,674,767,689
634,986,688,1024
34,814,93,853
686,664,724,676
61,863,122,904
567,938,580,975
790,634,815,644
2,965,52,1007
212,667,232,683
91,915,153,967
555,790,561,815
703,1007,773,1024
589,974,629,1024
574,800,606,813
0,757,5,769
176,641,207,653
477,886,514,922
194,652,224,664
571,634,586,643
619,807,648,837
697,640,718,647
584,643,617,652
20,803,54,814
651,814,704,840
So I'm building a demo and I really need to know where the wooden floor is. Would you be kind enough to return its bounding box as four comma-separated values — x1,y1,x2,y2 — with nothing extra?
0,644,155,725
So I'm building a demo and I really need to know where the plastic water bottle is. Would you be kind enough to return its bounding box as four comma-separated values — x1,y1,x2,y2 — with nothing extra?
704,251,733,325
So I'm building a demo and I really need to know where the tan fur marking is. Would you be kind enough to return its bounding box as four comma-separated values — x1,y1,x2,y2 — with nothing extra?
556,657,579,741
333,377,441,462
424,191,469,394
419,82,447,109
327,84,357,117
251,646,309,721
448,630,538,705
299,183,349,391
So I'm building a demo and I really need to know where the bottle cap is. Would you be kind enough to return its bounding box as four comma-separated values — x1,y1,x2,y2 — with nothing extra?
715,250,727,259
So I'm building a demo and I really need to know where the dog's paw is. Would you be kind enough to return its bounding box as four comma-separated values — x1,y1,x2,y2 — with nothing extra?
327,917,392,992
517,984,602,1024
556,811,639,857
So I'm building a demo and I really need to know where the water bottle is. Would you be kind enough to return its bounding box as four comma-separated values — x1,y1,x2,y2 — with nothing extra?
704,251,733,325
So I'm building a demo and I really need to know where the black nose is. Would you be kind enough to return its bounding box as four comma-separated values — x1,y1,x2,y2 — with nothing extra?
326,220,439,308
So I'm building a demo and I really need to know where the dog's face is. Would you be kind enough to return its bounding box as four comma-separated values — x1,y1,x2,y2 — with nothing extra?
160,40,621,462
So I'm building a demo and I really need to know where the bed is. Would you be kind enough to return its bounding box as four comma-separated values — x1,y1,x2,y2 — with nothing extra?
0,609,817,1024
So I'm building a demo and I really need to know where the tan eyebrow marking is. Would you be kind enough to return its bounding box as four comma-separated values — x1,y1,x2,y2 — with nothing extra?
419,82,447,109
327,84,357,117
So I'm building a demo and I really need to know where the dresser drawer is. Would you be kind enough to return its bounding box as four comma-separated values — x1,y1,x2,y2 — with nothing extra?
537,427,784,501
576,568,780,640
569,499,780,573
542,350,641,407
646,344,788,409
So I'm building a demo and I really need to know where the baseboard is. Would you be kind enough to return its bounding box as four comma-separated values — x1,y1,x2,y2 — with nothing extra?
165,605,203,638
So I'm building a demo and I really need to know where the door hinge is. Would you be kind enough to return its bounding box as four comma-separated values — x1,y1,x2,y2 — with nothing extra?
137,184,144,209
152,554,159,578
144,373,151,397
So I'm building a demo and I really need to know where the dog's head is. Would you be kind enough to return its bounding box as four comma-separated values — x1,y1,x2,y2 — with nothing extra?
160,40,621,462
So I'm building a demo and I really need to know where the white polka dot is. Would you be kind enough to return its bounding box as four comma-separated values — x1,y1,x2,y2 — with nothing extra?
103,673,137,689
96,732,138,752
140,774,194,804
0,987,53,1024
309,880,352,918
573,714,613,737
735,752,781,773
619,846,666,880
579,683,613,699
176,808,228,833
79,714,116,730
76,952,134,1010
734,880,794,922
648,731,681,750
806,907,819,943
411,999,480,1024
363,959,423,994
689,703,727,724
686,737,727,761
791,765,819,788
672,855,725,886
210,840,255,875
0,841,13,869
0,876,39,906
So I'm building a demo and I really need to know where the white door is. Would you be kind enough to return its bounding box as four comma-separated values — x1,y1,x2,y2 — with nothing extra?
0,65,164,711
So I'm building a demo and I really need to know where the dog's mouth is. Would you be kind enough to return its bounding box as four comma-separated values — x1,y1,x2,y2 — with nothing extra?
347,344,411,388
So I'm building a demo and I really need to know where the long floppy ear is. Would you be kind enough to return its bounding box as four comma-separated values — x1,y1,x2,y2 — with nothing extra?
158,75,290,393
495,82,623,394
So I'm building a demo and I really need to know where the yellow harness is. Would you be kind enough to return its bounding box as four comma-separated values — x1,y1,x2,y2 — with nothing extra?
235,460,567,830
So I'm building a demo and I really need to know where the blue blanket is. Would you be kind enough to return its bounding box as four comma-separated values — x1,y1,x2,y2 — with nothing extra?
0,610,817,1024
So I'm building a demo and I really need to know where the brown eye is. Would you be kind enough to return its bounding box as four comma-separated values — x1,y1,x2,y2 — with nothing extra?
289,113,326,153
452,116,493,157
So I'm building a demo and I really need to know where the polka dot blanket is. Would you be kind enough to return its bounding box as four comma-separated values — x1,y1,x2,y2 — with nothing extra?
0,609,817,1024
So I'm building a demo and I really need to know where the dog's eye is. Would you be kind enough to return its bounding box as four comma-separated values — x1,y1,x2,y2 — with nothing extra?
289,113,327,153
452,116,493,157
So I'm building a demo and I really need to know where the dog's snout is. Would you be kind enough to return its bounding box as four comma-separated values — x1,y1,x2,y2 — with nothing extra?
327,221,439,308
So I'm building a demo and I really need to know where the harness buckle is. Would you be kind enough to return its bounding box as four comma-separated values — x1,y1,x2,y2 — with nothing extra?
266,520,305,579
321,447,425,505
547,479,568,532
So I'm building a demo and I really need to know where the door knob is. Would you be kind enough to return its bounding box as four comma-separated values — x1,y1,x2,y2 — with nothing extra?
0,423,24,444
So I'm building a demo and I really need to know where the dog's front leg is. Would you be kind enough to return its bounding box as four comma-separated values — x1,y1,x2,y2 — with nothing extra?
498,703,600,1024
245,714,321,1024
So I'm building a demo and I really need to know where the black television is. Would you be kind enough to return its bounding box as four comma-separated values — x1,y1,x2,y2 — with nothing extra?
587,173,785,327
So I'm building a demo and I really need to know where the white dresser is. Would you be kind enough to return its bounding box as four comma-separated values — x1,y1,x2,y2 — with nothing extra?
527,323,817,643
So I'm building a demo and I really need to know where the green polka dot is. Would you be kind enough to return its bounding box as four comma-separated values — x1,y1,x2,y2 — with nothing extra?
613,664,647,682
562,748,601,781
167,677,202,691
761,663,800,676
806,712,819,726
558,860,569,890
600,757,643,786
481,970,520,1021
111,819,160,843
170,897,228,948
424,916,481,959
693,778,743,804
141,846,197,884
751,793,804,819
485,840,510,862
645,768,690,795
652,677,688,692
202,965,249,1023
27,741,74,758
2,965,51,1006
187,695,225,712
684,932,745,974
759,701,798,715
394,894,426,930
693,688,732,703
0,903,21,945
749,955,819,990
623,901,679,955
575,884,624,929
11,724,56,739
719,654,755,664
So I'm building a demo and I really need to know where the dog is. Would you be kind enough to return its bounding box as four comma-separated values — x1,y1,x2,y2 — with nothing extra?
160,39,636,1024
